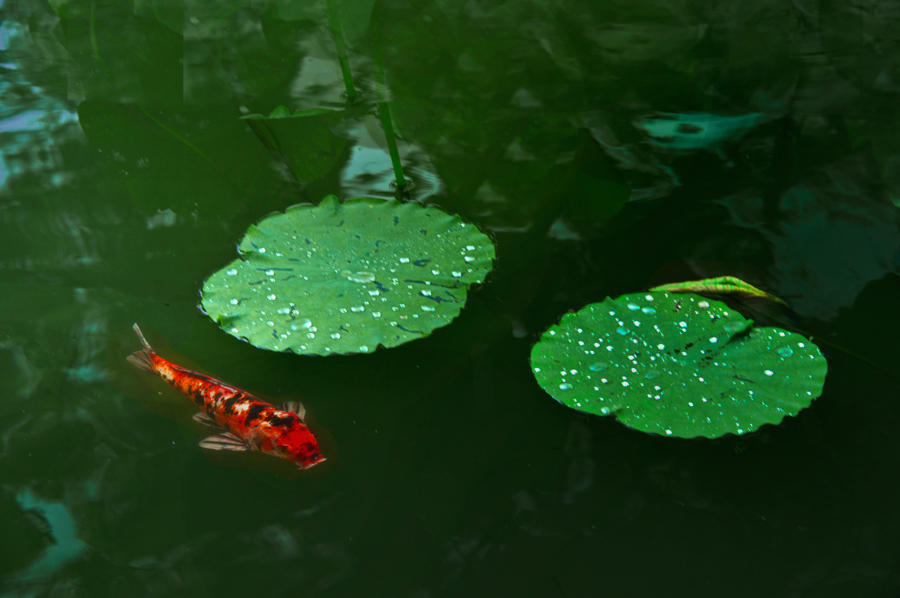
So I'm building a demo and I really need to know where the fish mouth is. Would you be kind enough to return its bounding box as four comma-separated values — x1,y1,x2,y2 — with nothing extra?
298,455,326,470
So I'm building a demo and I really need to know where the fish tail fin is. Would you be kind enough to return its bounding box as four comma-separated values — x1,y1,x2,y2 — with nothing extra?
127,324,157,373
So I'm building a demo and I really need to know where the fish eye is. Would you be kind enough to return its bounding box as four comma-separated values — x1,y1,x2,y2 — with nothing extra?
275,445,289,454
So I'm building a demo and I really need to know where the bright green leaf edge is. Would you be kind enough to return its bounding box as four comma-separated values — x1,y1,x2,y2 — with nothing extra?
201,195,496,356
530,292,827,439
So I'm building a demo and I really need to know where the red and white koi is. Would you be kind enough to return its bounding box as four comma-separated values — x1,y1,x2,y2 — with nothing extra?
127,324,325,469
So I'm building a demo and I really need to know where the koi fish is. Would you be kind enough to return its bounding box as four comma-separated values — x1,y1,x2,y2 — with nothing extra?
126,324,325,469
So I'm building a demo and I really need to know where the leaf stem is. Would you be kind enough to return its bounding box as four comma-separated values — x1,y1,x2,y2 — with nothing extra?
326,0,357,104
373,57,407,191
89,0,100,61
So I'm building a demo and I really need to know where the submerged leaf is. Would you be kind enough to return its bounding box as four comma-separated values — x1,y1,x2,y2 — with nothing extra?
530,292,826,438
649,276,788,306
241,107,337,120
268,105,291,118
78,101,277,218
201,196,495,355
241,108,350,183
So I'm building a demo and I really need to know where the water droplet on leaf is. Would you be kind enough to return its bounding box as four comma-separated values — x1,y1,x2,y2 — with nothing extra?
347,271,376,283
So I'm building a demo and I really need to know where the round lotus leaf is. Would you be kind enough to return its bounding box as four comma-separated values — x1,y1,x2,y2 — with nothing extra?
201,195,495,355
530,292,827,438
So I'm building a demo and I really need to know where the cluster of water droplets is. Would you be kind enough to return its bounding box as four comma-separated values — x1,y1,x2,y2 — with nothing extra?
532,292,825,438
203,200,496,356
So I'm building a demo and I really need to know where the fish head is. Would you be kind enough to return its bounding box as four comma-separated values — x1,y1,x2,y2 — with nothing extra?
265,423,326,470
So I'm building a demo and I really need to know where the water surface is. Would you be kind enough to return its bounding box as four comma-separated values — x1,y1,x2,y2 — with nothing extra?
2,0,900,596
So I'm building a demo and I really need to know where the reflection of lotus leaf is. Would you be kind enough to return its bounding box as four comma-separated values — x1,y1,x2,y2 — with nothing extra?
201,196,495,355
530,292,827,439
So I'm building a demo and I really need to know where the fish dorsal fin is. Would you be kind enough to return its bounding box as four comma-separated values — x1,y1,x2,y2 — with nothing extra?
281,401,306,420
199,433,249,452
192,411,222,429
170,366,245,395
132,324,155,353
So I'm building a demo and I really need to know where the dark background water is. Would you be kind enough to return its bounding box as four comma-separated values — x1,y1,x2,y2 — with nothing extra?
2,0,900,596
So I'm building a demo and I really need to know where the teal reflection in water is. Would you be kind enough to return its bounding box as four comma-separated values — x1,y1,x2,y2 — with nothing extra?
634,112,765,152
13,489,88,585
0,21,80,192
339,115,443,199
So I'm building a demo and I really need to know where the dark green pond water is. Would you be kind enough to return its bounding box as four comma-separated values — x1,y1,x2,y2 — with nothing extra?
3,0,900,596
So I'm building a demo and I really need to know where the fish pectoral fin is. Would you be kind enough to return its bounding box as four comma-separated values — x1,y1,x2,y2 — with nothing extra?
126,351,154,372
192,411,223,429
199,433,250,452
281,401,306,420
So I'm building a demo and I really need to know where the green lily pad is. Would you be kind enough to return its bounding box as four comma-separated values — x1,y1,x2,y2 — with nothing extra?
201,195,495,355
530,292,827,438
